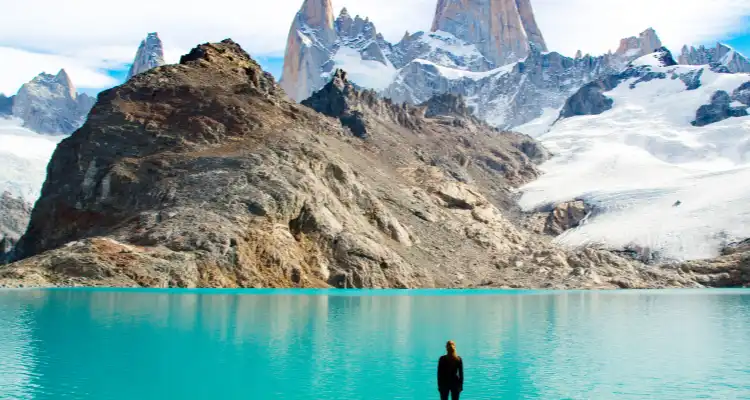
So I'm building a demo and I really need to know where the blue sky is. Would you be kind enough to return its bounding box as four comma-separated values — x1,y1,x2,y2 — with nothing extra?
2,0,750,96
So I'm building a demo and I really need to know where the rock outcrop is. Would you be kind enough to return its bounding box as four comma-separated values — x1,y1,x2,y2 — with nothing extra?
431,0,547,66
11,69,95,135
692,90,749,127
0,192,32,263
678,43,750,73
127,33,166,80
544,200,591,236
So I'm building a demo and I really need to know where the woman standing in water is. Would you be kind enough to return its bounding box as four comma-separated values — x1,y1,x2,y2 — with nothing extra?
437,340,464,400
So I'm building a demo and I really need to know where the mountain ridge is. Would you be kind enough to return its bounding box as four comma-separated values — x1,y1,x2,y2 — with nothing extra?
4,39,742,289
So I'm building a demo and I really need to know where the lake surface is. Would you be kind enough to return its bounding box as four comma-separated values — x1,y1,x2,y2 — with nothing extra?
0,289,748,399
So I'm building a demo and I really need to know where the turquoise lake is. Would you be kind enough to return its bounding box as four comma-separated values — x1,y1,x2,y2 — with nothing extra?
0,289,748,399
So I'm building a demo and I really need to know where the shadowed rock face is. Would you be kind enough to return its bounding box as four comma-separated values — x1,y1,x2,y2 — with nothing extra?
0,192,32,263
692,90,749,127
3,40,748,289
0,95,12,116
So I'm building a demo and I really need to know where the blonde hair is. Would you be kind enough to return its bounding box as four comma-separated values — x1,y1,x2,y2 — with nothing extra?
446,340,459,360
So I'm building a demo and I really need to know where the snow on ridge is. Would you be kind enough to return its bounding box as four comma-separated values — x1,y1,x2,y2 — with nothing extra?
331,47,397,91
519,65,750,260
410,59,515,81
421,30,485,60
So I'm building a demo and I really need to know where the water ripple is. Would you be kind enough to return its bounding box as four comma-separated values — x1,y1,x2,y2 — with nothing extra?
0,290,748,399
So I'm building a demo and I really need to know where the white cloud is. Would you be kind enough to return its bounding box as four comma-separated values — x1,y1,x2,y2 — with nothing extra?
533,0,750,57
0,0,748,93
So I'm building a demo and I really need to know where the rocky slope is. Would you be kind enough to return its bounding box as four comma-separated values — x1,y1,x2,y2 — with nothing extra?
9,69,95,135
127,33,166,79
678,43,750,73
3,39,743,289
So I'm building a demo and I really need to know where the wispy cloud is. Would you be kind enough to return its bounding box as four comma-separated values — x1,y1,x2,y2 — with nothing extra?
1,0,748,94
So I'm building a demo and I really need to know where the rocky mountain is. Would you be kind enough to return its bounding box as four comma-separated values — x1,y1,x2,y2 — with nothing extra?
280,0,667,130
678,43,750,73
384,46,619,129
2,39,741,289
10,69,95,135
431,0,547,66
127,32,166,79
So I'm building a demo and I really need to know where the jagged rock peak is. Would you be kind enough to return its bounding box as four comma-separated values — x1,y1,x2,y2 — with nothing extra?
431,0,548,66
678,42,750,73
615,27,662,59
302,69,424,137
54,69,76,98
10,69,94,135
127,32,166,80
653,46,678,67
280,0,337,102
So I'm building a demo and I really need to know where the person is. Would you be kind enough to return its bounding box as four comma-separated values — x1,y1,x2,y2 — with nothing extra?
437,340,463,400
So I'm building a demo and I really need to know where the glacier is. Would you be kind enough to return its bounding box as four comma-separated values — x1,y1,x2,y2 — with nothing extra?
517,53,750,261
0,118,63,201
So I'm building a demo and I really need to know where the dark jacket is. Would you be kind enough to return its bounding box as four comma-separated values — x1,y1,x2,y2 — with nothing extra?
437,355,464,391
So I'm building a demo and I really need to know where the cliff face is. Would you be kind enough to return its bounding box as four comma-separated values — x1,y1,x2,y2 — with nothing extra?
2,39,728,289
279,0,338,102
127,33,166,79
431,0,548,66
11,69,95,135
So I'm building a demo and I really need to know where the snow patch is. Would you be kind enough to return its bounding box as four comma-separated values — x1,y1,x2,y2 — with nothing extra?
412,59,514,81
331,46,397,91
